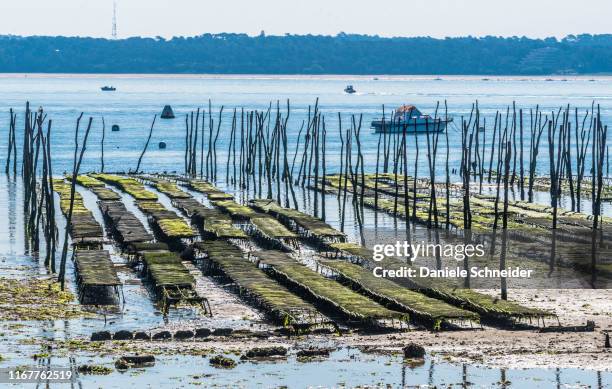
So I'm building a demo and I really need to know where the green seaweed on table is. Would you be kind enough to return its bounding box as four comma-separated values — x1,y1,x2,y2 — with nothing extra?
92,174,158,201
156,218,196,238
253,250,405,323
319,259,479,326
141,251,195,287
212,200,257,218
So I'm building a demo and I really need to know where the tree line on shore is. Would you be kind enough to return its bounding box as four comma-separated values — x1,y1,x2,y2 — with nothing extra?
1,33,612,74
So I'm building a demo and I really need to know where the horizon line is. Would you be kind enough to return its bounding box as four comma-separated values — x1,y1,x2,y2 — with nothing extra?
1,32,610,41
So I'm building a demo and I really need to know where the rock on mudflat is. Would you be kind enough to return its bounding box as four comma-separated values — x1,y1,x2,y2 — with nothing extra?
133,331,150,340
174,330,194,340
403,343,425,359
113,330,133,340
90,331,112,341
152,331,172,341
195,328,212,338
212,328,233,337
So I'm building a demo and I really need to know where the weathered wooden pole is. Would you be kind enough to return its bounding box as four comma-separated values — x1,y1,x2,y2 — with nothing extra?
45,120,56,272
59,115,93,290
226,109,236,185
135,115,157,173
401,120,410,241
412,116,419,219
5,109,16,174
337,113,344,199
340,128,351,232
374,124,383,214
443,101,451,229
500,138,512,301
321,118,327,221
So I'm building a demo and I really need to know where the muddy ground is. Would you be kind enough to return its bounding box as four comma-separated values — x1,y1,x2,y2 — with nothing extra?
2,278,609,373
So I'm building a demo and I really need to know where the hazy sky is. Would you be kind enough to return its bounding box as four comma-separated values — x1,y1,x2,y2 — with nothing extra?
1,0,611,39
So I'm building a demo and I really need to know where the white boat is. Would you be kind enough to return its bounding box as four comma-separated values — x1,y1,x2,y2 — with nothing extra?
371,105,452,134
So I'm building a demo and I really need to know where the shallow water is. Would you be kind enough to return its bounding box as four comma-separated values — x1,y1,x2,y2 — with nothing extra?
3,348,611,388
1,77,611,387
0,74,610,176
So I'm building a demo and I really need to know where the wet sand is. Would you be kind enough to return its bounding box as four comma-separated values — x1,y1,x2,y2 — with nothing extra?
5,287,608,372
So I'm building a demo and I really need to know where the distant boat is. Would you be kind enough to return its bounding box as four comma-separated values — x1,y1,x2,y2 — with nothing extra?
371,105,452,134
101,86,116,91
344,85,356,94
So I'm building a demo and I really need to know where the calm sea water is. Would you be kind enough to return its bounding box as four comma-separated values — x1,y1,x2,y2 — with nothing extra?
0,74,610,176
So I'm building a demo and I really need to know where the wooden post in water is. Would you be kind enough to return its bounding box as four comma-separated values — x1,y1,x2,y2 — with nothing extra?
374,124,382,215
401,120,411,243
354,115,365,218
226,109,236,185
44,120,56,273
510,102,517,185
337,113,344,199
392,124,401,217
184,114,189,175
487,112,499,183
528,107,545,203
575,107,592,213
500,138,512,301
321,118,327,221
58,115,93,290
425,103,440,228
519,109,525,200
444,101,451,229
135,115,157,173
100,117,105,172
200,107,209,178
591,107,607,285
563,107,576,211
313,115,320,218
192,108,200,176
212,106,223,181
412,116,419,219
340,128,351,232
5,109,16,174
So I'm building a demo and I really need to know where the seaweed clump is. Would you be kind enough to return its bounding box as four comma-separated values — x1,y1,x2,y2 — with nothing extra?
241,346,287,360
77,364,113,375
0,277,83,321
209,355,237,369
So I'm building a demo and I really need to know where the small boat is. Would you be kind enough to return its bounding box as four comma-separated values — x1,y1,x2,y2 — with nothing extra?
344,85,356,94
101,86,116,91
371,105,452,134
